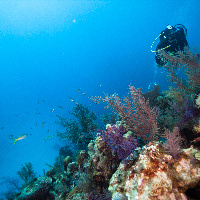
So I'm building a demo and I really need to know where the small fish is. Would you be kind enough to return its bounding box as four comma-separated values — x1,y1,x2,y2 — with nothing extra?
58,106,63,109
10,135,27,145
44,134,54,143
42,122,46,127
42,100,45,103
69,97,74,102
1,126,4,129
77,88,86,96
8,134,14,137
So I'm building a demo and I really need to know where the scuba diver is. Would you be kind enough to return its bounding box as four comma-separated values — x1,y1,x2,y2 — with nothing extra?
152,24,189,66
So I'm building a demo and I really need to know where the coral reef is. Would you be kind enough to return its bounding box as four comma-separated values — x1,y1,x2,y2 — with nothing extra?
158,47,200,96
15,176,53,200
70,103,97,134
109,142,200,200
13,46,200,200
156,47,200,147
87,133,117,192
63,156,72,171
17,162,37,184
99,124,137,161
13,128,200,200
59,145,74,159
92,85,159,144
100,113,118,126
56,103,97,150
142,84,160,107
162,127,184,159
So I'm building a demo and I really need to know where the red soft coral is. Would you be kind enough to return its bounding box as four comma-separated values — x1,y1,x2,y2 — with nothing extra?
162,127,184,159
93,85,159,143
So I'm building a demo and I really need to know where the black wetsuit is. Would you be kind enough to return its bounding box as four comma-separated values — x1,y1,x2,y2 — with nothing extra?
155,25,188,66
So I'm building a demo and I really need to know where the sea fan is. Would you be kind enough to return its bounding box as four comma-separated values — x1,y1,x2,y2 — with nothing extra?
92,85,159,144
162,127,184,159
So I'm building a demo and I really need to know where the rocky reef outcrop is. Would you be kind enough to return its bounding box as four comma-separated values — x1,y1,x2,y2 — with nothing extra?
109,142,200,200
14,139,200,200
15,176,53,200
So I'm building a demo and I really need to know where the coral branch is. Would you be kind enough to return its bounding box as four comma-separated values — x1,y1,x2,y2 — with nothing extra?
158,47,200,95
92,85,159,143
17,162,37,184
162,127,184,158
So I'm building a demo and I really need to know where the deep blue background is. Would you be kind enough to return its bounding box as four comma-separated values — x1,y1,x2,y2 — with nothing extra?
0,0,199,196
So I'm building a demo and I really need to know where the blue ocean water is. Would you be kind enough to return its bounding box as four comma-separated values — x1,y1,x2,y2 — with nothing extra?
0,0,199,197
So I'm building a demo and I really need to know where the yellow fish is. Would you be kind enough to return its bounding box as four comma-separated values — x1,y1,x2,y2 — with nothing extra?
11,135,27,145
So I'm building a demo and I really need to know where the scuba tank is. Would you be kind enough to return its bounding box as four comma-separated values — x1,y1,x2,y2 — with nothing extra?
151,24,188,66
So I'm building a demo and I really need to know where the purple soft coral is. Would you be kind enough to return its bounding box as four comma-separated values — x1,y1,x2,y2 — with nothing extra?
86,190,112,200
100,125,137,160
174,99,200,128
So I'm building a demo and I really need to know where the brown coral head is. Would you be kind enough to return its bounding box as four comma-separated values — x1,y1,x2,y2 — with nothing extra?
46,170,51,177
67,162,77,174
63,156,72,169
92,155,99,164
76,150,87,165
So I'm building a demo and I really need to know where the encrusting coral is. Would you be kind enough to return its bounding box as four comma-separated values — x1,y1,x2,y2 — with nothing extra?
15,176,53,200
109,142,200,200
14,126,200,200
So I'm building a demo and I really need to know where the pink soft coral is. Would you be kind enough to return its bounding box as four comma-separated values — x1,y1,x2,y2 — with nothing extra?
93,85,159,143
162,127,184,158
